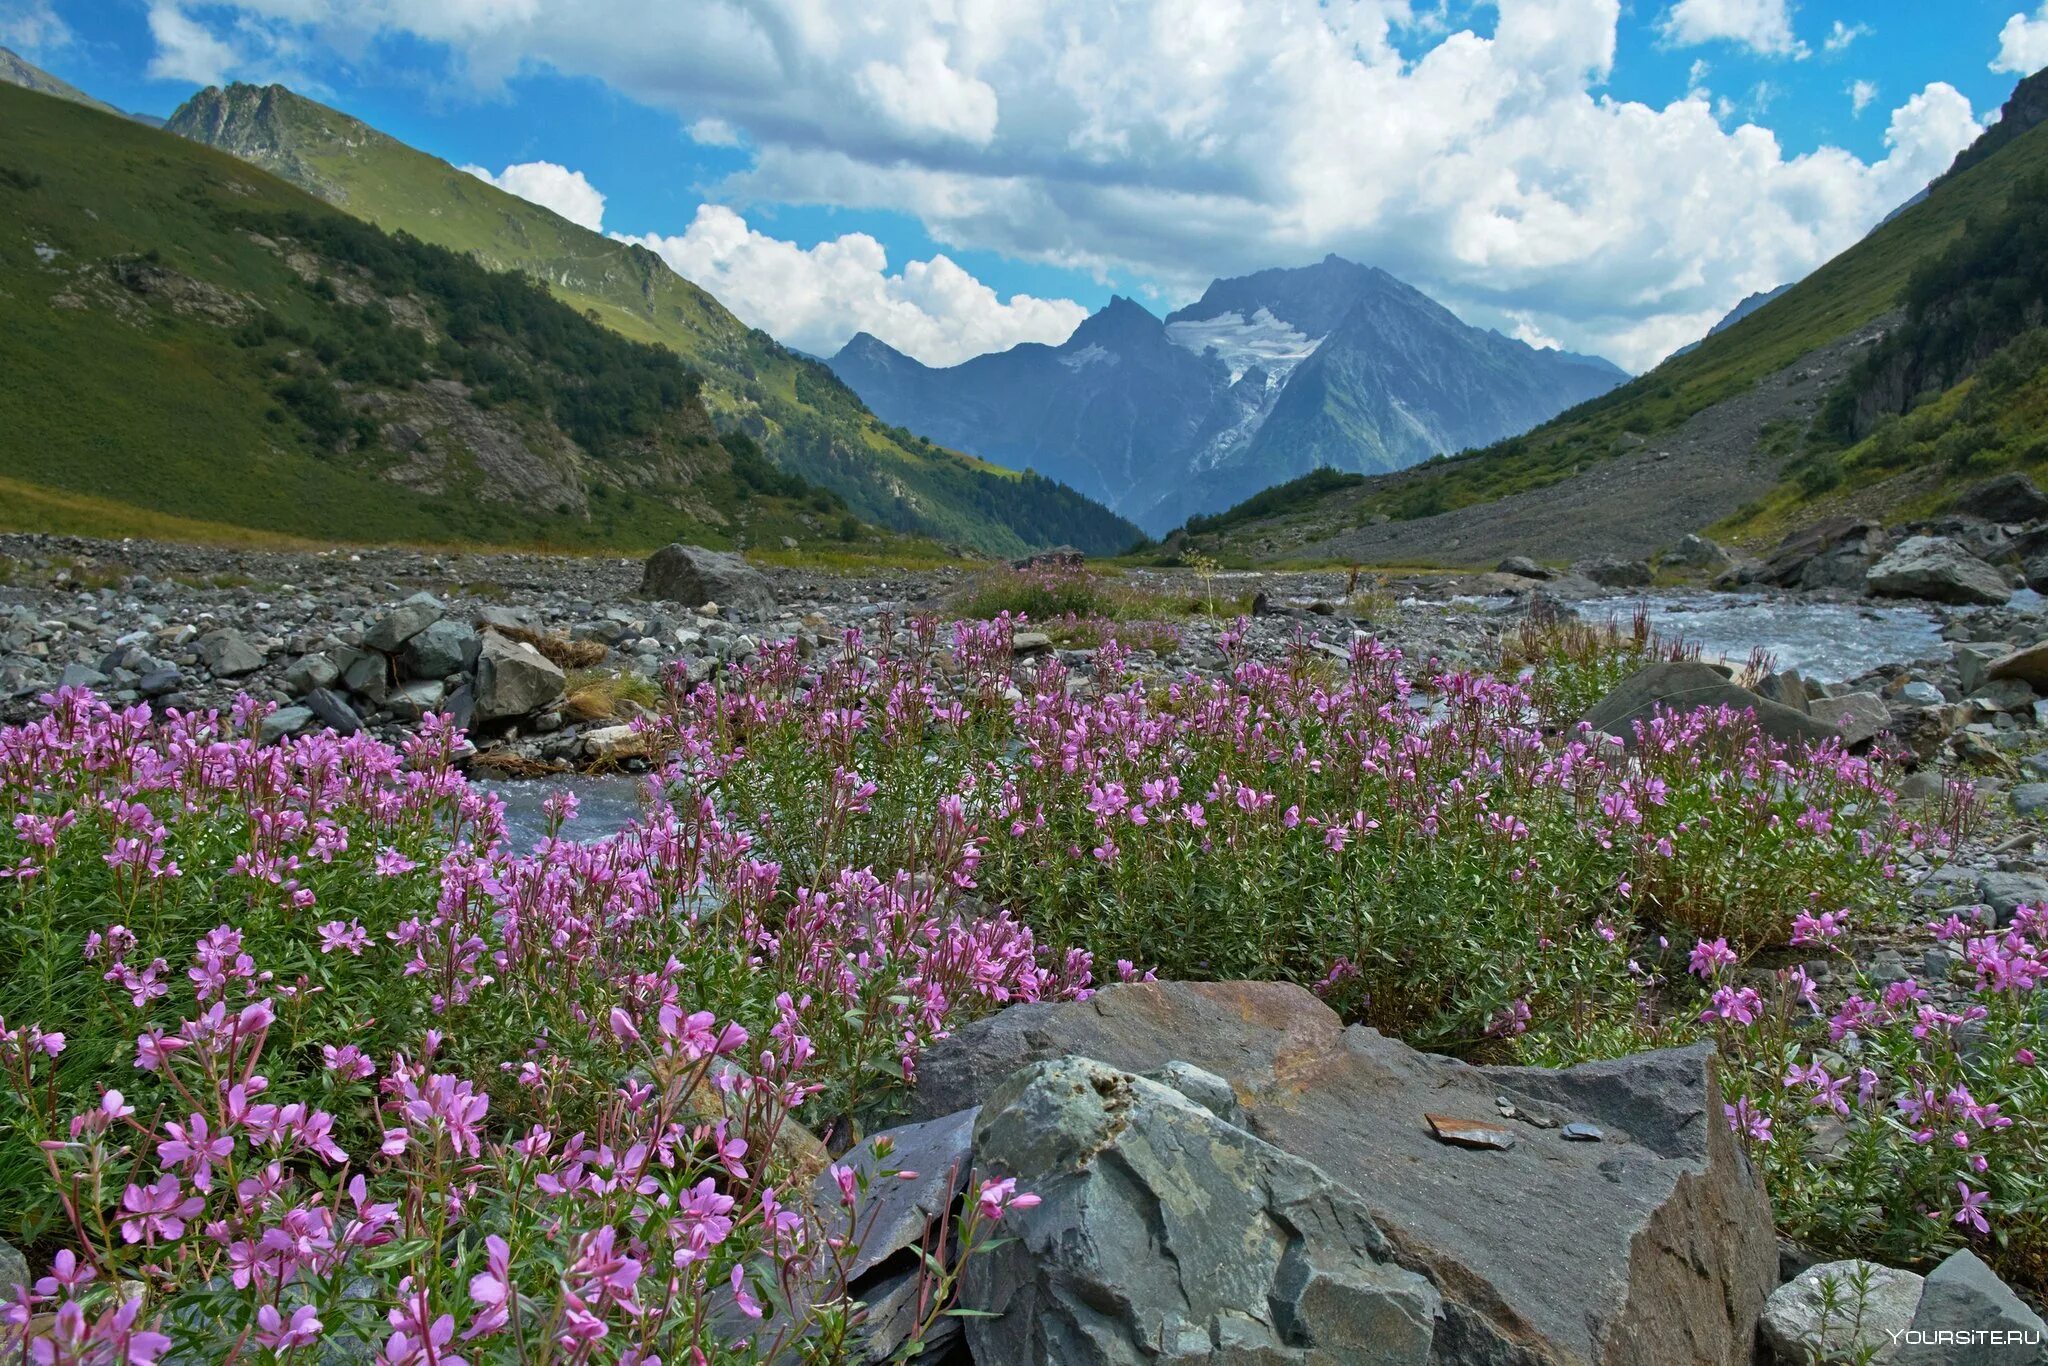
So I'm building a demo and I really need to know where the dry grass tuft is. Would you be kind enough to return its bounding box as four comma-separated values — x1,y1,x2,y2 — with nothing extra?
486,624,609,670
563,668,662,723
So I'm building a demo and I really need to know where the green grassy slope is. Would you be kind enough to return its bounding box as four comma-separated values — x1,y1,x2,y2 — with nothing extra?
166,83,1139,557
1185,78,2048,547
0,81,848,552
1715,167,2048,540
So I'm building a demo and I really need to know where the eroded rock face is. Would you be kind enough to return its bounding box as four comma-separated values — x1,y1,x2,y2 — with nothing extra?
639,544,777,619
965,1055,1440,1366
1951,473,2048,524
913,980,1776,1366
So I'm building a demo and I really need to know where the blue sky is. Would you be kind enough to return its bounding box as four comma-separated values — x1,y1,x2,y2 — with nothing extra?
5,1,2045,370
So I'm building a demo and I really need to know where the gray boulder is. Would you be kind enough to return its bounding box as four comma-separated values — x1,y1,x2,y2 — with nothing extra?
1970,678,2038,713
1752,670,1813,713
257,706,315,744
1909,515,2013,567
639,544,776,618
401,619,476,679
1665,534,1734,573
364,593,445,653
1893,1248,2048,1365
965,1055,1439,1365
1762,519,1890,591
473,632,565,722
385,679,448,722
913,981,1776,1366
304,688,362,736
1583,660,1845,749
138,667,181,698
1866,537,2012,606
1571,555,1654,589
1911,867,2048,927
196,628,265,677
284,652,340,695
1761,1259,1924,1365
0,1237,25,1296
797,1107,978,1362
1809,691,1890,746
1496,556,1554,580
1955,644,2003,696
339,649,391,705
1978,871,2048,924
1952,472,2048,523
1989,642,2048,691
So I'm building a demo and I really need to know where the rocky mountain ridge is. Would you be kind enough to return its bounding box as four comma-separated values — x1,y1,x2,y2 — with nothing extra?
830,255,1625,535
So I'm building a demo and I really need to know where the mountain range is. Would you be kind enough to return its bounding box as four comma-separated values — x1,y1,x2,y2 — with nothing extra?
828,255,1626,534
1166,63,2048,566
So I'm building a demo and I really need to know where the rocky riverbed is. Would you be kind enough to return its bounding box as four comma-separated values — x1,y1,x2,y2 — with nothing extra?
8,529,2048,1359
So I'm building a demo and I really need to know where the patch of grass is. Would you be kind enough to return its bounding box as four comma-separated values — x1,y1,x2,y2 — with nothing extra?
1501,602,1703,727
489,624,608,670
563,667,662,722
953,561,1165,621
0,476,321,548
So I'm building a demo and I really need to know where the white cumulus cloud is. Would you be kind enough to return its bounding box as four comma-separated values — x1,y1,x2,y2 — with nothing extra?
145,1,239,84
136,0,1989,370
1993,5,2048,74
1849,79,1877,116
616,205,1087,366
461,160,608,231
1659,0,1807,57
0,0,71,52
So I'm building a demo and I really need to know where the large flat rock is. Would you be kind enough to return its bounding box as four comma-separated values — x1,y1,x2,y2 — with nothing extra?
967,1056,1439,1364
913,980,1776,1366
1582,660,1843,749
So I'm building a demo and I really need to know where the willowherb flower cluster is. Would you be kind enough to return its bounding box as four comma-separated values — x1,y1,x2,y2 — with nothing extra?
0,686,1077,1361
1698,901,2048,1288
654,616,1921,1049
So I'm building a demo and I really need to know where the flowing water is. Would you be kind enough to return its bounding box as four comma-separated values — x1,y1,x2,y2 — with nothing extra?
477,774,650,849
1607,594,1947,683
